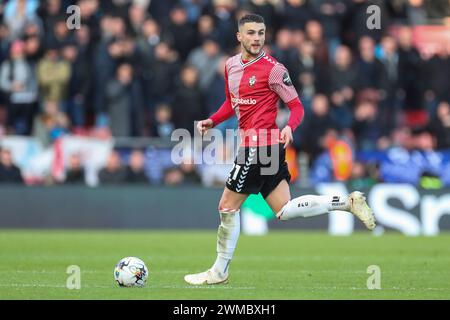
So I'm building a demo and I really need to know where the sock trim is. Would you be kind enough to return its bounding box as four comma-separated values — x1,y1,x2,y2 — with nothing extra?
219,208,240,214
276,203,288,220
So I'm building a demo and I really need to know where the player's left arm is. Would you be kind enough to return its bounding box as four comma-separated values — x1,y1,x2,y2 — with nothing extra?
268,63,305,148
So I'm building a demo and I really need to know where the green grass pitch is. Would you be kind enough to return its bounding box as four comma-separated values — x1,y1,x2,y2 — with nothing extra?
0,230,450,299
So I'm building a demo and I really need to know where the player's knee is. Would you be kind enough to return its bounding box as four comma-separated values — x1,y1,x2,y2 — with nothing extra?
272,199,290,216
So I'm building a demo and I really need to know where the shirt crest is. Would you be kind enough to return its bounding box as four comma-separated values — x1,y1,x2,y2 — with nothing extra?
249,75,256,87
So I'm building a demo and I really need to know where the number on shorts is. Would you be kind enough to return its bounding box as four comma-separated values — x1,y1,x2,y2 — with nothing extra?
230,164,241,181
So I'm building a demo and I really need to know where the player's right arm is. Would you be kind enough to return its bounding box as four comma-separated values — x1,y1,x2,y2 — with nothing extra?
197,65,234,135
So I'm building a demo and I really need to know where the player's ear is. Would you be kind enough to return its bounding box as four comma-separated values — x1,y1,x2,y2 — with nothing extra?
236,31,242,43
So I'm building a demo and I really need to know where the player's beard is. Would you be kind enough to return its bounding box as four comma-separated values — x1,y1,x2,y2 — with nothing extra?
242,42,262,59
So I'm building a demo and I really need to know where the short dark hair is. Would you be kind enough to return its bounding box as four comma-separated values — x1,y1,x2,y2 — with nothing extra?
238,14,265,28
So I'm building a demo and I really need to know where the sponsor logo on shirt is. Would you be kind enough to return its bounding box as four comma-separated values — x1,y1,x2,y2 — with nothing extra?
231,97,257,106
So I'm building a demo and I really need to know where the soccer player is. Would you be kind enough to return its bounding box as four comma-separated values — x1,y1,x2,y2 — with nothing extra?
184,14,376,285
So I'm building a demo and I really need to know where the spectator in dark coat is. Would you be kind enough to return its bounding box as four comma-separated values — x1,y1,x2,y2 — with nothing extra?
126,149,149,184
92,16,129,116
352,100,382,151
0,148,23,184
430,101,450,150
163,156,202,186
64,153,85,184
172,65,204,135
396,26,423,110
196,14,220,47
37,0,63,39
0,23,11,64
291,40,329,97
127,2,148,36
329,45,357,104
61,43,91,128
279,0,312,31
147,0,179,26
23,32,44,64
295,94,336,161
179,158,202,185
379,35,401,134
270,28,297,69
246,0,278,32
423,46,450,109
136,18,162,67
100,0,130,19
98,150,127,185
45,16,75,49
355,36,387,93
106,63,144,137
146,41,180,112
309,0,348,44
305,20,329,67
165,6,197,61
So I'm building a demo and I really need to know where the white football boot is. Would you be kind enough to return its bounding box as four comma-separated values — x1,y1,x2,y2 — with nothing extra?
184,268,228,285
348,191,376,230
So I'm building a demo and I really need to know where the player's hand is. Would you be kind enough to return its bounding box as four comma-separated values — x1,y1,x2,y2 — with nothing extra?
196,119,214,136
279,126,293,149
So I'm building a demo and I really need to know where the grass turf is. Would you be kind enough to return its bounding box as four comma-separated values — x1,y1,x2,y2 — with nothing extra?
0,230,449,299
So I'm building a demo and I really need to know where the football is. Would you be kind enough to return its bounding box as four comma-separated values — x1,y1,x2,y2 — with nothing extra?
114,257,148,287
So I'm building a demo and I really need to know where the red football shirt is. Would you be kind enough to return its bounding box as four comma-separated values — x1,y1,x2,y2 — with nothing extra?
209,51,304,147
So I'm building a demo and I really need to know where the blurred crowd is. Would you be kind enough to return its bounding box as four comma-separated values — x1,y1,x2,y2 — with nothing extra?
0,0,450,188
